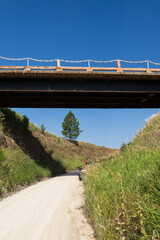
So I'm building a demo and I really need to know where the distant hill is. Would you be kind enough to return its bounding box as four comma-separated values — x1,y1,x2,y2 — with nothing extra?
0,108,118,197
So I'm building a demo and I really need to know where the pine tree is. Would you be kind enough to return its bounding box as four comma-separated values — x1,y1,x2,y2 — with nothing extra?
61,111,83,140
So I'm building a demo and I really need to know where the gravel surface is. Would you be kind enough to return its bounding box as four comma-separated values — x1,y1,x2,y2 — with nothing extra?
0,171,95,240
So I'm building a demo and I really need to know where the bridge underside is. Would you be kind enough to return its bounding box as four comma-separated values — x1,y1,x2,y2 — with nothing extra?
0,70,160,108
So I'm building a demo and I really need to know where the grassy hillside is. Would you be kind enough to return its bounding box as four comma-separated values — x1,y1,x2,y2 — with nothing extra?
0,146,51,196
84,112,160,240
0,108,118,197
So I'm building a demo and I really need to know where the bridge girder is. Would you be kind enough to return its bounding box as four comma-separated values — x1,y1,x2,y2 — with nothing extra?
0,70,160,108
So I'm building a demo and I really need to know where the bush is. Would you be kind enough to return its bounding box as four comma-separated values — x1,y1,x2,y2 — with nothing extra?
23,115,29,128
0,111,5,122
120,142,126,152
40,124,46,134
0,147,6,165
56,137,61,144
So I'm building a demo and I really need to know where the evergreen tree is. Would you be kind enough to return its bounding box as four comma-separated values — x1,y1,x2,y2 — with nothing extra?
61,111,83,140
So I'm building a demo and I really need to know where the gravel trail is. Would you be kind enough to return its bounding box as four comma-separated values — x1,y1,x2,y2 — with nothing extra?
0,171,95,240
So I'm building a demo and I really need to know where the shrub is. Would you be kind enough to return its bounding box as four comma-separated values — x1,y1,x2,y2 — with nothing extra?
48,149,54,155
23,115,29,128
120,142,126,152
40,124,46,134
0,147,6,165
56,137,61,144
0,111,5,122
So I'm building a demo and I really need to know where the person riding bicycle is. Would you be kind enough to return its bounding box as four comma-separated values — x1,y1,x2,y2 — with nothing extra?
85,157,89,165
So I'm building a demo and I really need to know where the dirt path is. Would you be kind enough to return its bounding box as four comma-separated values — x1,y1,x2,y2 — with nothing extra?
0,171,95,240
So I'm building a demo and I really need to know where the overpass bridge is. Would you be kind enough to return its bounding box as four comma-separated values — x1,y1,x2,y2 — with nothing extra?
0,57,160,108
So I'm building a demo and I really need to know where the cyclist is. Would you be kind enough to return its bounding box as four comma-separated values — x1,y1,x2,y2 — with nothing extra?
85,157,89,165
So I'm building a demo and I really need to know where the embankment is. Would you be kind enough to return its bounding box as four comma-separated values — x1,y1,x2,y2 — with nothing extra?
0,108,118,197
84,112,160,240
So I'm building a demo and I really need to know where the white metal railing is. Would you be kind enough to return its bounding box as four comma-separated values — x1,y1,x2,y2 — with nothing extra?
0,56,160,73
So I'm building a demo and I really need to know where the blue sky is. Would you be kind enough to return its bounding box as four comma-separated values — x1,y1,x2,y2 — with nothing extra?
1,0,160,148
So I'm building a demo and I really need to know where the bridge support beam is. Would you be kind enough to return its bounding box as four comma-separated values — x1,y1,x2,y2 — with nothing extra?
0,70,160,108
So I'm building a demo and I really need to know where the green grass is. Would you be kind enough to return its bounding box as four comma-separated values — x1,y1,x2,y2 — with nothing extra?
0,108,66,196
54,152,88,171
0,144,86,196
0,146,51,195
84,113,160,240
0,108,117,198
0,108,95,197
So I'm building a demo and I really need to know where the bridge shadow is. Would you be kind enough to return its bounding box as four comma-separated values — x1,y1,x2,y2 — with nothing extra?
55,171,80,179
1,108,66,176
61,171,79,176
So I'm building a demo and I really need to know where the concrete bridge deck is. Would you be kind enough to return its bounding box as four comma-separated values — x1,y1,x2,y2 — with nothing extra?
0,65,160,108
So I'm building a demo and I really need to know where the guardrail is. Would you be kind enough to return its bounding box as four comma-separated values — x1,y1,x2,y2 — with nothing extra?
0,58,160,73
0,66,160,74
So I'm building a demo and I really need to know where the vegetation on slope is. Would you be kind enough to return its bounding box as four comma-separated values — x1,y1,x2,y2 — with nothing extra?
0,146,50,196
0,108,117,197
0,109,65,196
84,112,160,240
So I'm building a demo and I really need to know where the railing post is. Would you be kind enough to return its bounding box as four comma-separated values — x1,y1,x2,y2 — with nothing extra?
86,60,93,72
57,59,60,67
56,59,62,71
24,58,31,71
116,60,123,72
146,60,151,73
117,59,121,68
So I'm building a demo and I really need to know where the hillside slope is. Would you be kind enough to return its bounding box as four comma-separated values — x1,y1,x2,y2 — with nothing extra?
84,112,160,240
0,108,118,197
